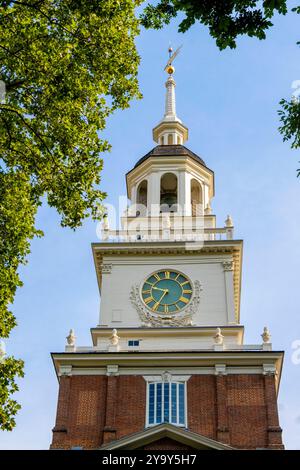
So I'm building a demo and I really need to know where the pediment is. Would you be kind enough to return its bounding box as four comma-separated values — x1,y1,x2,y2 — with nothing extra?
100,424,234,450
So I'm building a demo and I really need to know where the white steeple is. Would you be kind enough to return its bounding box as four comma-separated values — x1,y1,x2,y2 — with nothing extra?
153,47,188,145
164,75,179,122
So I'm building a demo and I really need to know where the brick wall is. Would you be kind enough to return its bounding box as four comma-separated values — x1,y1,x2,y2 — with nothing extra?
51,375,107,449
115,375,146,440
227,375,267,449
50,373,283,449
187,375,217,439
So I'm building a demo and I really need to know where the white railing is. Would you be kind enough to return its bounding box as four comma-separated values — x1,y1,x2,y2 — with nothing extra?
66,343,268,353
100,226,234,243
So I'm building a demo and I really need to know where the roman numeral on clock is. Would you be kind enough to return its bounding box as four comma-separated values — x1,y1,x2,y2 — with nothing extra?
142,289,151,295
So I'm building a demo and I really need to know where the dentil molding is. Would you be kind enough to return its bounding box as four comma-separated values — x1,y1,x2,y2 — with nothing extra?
101,263,113,274
222,260,234,272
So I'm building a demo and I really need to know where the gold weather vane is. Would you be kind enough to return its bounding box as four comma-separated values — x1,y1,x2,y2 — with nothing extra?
164,45,183,75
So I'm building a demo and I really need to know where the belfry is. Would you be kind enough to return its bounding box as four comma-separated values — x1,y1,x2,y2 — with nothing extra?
50,50,284,450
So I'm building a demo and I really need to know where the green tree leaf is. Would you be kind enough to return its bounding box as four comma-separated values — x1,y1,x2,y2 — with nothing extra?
141,1,288,50
0,0,142,430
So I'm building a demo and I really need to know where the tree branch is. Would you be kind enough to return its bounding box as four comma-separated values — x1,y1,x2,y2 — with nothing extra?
0,105,53,156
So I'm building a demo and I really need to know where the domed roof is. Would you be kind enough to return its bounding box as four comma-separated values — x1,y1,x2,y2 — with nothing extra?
133,145,206,169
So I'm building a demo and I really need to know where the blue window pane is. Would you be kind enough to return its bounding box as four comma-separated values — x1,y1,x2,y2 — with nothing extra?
148,382,185,427
149,383,155,424
164,383,170,422
156,383,162,423
171,383,177,423
179,383,185,424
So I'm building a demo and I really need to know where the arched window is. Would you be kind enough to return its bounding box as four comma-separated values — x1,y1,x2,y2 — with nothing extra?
191,179,203,216
160,173,177,213
137,180,147,206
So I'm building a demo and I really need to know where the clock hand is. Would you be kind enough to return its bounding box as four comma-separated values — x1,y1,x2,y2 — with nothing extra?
152,286,169,293
157,289,168,304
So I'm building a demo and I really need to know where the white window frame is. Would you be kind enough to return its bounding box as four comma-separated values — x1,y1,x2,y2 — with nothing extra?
144,375,190,428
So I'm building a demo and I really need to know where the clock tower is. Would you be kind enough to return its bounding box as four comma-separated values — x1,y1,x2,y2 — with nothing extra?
50,55,284,450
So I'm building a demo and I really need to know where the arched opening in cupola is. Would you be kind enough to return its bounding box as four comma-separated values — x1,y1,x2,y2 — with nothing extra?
136,180,148,215
191,179,203,216
160,173,178,213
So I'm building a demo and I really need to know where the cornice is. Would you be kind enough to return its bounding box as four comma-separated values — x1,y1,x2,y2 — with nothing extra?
51,349,284,391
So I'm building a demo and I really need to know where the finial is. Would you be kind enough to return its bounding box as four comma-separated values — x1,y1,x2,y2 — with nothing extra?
102,213,109,230
66,329,76,346
261,326,271,343
214,327,224,345
110,328,120,346
225,215,234,227
205,202,212,215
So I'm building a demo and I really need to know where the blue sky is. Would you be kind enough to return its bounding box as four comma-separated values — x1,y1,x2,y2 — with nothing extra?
1,6,300,449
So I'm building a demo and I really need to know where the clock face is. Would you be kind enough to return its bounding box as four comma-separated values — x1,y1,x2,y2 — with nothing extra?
141,270,193,314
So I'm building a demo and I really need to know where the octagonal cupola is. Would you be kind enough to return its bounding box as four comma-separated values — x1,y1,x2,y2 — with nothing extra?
126,145,214,218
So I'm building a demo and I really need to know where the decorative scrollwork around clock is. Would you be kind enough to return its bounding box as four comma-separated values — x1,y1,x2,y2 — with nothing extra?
130,280,202,327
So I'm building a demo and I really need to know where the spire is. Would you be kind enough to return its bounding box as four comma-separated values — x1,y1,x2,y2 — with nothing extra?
164,75,180,122
152,46,188,146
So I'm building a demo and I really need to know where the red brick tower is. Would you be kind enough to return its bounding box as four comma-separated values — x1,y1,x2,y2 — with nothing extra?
50,52,284,451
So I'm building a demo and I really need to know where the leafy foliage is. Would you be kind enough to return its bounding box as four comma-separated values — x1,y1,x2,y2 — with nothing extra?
0,356,24,431
141,0,288,49
278,5,300,165
0,171,42,338
0,0,141,430
278,98,300,173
